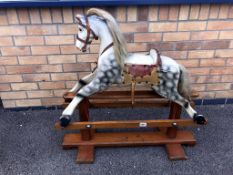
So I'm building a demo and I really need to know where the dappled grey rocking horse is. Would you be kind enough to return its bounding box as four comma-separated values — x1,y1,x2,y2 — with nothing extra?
60,8,207,127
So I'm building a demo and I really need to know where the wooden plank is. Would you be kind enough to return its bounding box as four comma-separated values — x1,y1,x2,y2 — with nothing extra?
91,102,169,108
63,90,199,101
65,98,170,104
62,131,196,147
165,144,188,160
64,90,162,100
77,145,95,164
63,101,170,108
63,97,170,108
62,90,195,108
88,98,169,104
55,119,197,130
63,100,194,108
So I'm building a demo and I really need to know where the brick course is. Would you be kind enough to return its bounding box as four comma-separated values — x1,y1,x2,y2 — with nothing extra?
0,5,232,108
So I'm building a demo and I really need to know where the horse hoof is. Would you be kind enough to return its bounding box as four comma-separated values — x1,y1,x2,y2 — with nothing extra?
60,115,71,127
193,114,207,125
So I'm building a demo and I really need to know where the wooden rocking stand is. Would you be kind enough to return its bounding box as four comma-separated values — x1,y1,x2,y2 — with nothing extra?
55,90,199,164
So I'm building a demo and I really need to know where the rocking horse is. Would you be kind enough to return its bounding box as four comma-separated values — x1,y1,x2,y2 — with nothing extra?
59,8,206,126
56,8,207,163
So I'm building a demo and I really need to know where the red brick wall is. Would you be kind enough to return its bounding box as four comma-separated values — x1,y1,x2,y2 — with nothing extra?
0,5,233,108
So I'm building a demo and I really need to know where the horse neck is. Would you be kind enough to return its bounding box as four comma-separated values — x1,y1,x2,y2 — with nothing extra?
96,23,113,55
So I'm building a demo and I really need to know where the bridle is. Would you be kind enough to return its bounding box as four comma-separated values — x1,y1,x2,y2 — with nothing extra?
76,16,98,52
76,15,114,55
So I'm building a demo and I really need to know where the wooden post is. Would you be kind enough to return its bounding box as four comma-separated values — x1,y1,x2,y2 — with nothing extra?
77,97,94,163
166,102,182,138
165,102,187,160
79,98,92,140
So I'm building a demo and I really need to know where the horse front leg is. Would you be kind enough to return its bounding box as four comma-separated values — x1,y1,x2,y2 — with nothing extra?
67,70,97,94
60,77,109,127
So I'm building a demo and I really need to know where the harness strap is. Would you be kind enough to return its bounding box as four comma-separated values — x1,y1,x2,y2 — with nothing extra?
76,15,99,51
84,16,91,51
100,42,114,56
76,35,92,45
76,16,98,40
78,22,98,40
76,15,113,55
86,15,99,40
154,48,162,67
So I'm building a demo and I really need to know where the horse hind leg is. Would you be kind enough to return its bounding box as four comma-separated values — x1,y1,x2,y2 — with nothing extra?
170,92,207,124
153,86,206,124
153,84,194,116
152,71,207,124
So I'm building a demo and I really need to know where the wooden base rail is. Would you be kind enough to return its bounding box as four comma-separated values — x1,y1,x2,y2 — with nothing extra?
56,90,199,164
55,119,197,130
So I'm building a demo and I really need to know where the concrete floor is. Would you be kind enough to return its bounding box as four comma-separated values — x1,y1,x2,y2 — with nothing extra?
0,104,232,175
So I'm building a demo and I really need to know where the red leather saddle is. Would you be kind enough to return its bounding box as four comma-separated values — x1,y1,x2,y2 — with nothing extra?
127,65,157,77
125,49,161,78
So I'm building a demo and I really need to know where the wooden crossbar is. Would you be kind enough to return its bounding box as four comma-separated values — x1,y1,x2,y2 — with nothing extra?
55,119,197,130
63,90,197,108
63,90,163,101
63,90,199,101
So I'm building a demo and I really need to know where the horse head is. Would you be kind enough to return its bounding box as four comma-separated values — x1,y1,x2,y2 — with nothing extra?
75,14,98,52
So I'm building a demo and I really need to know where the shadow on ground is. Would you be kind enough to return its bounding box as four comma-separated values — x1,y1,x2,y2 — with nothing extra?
0,105,232,175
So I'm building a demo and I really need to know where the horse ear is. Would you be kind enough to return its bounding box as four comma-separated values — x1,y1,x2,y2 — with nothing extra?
76,14,83,24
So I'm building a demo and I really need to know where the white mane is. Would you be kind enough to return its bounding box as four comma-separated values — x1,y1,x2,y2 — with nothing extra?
87,8,128,69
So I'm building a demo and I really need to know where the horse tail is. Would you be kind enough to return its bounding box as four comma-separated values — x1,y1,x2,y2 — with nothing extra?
87,8,128,69
178,64,192,101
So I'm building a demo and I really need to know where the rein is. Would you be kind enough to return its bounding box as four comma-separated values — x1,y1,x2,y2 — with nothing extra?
100,42,114,56
76,15,114,55
76,15,114,56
